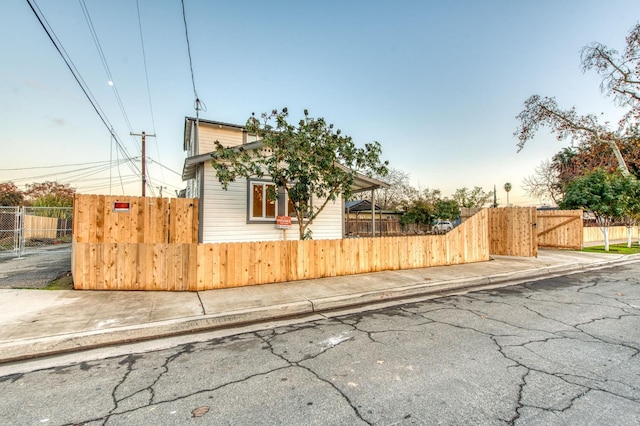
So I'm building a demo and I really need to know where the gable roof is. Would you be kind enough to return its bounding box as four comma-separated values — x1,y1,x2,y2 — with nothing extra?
345,200,381,211
182,148,389,193
183,117,246,151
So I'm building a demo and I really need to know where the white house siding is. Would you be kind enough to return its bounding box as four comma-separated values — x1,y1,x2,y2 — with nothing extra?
200,164,344,243
306,194,343,240
198,125,243,153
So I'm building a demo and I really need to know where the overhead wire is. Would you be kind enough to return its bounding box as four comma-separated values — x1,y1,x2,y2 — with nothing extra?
0,159,122,171
135,0,165,186
5,158,137,184
26,0,143,187
79,0,138,150
181,0,198,101
25,0,184,197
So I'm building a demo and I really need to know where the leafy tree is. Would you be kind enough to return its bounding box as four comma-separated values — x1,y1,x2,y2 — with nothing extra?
24,181,75,207
434,199,460,221
399,188,442,233
210,108,388,240
515,23,640,176
560,169,639,251
611,171,640,247
525,137,640,205
503,182,512,206
452,186,494,208
400,200,434,234
0,182,24,206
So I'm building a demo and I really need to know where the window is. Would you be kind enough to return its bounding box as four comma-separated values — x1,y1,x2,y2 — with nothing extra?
247,180,311,223
251,182,276,220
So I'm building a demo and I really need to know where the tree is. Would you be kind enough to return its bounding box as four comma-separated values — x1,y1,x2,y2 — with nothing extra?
560,169,639,251
522,159,563,205
452,186,494,208
210,108,389,240
24,181,75,207
434,199,460,221
350,167,413,210
0,182,24,206
503,182,512,206
400,199,434,234
399,188,442,233
515,23,640,176
611,171,640,247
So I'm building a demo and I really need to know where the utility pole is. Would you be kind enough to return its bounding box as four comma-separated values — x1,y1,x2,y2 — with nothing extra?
130,131,156,196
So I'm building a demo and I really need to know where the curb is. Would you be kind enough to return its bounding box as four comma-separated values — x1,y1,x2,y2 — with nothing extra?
1,256,639,364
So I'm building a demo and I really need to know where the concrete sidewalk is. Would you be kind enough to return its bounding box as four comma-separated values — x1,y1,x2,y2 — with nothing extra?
1,249,638,364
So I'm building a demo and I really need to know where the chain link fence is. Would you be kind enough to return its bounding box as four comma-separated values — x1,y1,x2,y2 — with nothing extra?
0,206,20,257
0,206,72,257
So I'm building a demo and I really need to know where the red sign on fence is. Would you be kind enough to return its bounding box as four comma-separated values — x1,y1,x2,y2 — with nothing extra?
113,202,131,212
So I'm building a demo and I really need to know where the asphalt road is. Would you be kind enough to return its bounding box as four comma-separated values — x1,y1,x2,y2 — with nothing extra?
1,263,639,425
0,245,71,289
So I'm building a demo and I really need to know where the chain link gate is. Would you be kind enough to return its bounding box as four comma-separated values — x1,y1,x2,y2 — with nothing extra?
0,206,21,257
0,206,72,258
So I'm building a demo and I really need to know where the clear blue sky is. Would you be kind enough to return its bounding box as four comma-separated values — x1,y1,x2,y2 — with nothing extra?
1,1,639,204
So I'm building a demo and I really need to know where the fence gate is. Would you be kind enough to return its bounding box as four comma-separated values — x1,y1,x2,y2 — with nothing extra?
0,206,20,257
0,206,72,258
488,207,538,257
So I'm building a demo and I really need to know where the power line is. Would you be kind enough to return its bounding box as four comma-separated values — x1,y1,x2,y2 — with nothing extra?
0,159,120,171
181,0,198,100
146,158,182,176
25,0,142,181
135,0,156,134
79,0,137,143
135,0,166,184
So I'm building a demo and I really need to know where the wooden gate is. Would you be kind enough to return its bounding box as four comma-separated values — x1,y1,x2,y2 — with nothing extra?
537,210,583,249
488,207,538,257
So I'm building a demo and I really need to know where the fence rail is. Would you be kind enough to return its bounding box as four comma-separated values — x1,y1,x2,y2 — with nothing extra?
537,209,583,249
344,218,402,237
73,208,489,291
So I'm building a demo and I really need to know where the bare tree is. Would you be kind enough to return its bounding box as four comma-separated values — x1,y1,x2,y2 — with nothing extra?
515,23,640,176
351,167,413,210
522,159,563,205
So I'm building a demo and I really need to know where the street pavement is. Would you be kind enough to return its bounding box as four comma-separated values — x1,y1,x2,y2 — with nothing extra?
0,247,638,365
1,263,639,425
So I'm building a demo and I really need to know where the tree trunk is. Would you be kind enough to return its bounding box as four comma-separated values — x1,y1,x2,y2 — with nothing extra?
601,226,610,252
627,226,633,248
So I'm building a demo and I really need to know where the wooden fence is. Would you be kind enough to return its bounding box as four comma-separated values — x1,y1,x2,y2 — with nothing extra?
583,225,639,243
73,207,489,291
537,210,583,249
72,194,198,244
488,207,538,257
23,215,58,239
344,218,402,237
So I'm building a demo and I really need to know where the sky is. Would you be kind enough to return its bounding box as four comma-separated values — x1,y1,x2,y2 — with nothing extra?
1,0,639,205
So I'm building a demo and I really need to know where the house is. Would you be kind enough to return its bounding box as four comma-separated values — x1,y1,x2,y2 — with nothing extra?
181,117,388,243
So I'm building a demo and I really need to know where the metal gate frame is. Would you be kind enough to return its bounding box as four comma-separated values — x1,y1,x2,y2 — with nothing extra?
0,206,21,257
0,206,72,258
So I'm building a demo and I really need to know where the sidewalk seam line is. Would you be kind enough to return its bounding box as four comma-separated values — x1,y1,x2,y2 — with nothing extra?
196,291,205,315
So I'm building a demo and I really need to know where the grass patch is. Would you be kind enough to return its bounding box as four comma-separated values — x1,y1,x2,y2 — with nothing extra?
582,242,640,255
44,271,74,290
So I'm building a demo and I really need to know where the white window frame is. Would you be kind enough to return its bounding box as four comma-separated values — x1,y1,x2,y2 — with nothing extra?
248,180,277,222
247,179,310,224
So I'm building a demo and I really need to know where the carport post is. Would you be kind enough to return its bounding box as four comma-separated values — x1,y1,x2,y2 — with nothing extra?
371,188,376,237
